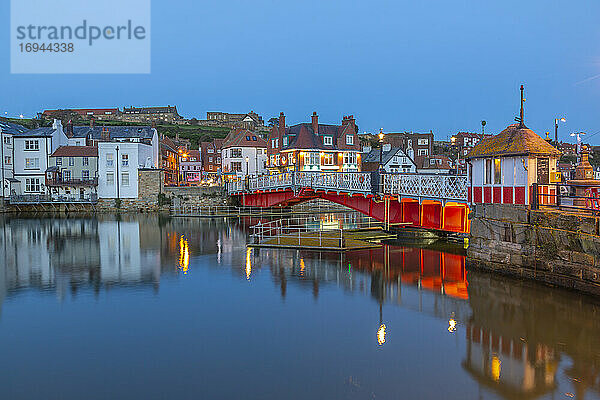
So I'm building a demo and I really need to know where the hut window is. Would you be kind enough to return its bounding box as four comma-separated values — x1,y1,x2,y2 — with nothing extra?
485,159,492,184
494,158,502,184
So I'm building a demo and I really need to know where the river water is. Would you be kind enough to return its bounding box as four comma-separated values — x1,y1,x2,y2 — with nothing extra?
0,214,599,400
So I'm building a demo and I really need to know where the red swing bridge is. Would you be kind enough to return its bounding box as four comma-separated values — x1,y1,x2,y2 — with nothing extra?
227,171,470,234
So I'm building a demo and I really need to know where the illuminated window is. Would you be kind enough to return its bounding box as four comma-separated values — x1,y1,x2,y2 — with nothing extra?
494,158,502,184
25,158,39,169
323,153,334,165
344,152,357,164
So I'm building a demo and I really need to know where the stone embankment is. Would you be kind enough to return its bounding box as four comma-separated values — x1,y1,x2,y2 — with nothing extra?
468,204,600,295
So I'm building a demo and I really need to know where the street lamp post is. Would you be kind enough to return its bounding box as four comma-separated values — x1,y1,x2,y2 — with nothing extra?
555,117,566,145
378,128,385,170
451,136,459,175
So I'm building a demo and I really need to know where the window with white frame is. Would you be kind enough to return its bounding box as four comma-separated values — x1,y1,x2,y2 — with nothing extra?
485,159,492,184
324,136,333,146
283,136,288,146
122,154,129,167
25,178,40,192
231,148,242,158
69,157,74,166
83,157,89,166
106,172,114,185
343,152,357,164
209,156,213,162
323,153,334,165
56,158,62,166
418,138,429,145
346,135,354,145
24,140,39,151
275,155,280,165
231,162,242,172
208,148,214,153
4,137,10,145
122,172,130,187
106,153,114,167
270,155,275,166
4,156,11,165
305,152,319,166
82,170,90,180
63,170,71,181
25,158,39,170
418,149,429,156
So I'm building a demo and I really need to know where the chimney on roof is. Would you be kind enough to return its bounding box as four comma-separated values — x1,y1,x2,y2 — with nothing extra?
312,112,318,135
101,126,109,142
278,112,285,140
66,120,73,137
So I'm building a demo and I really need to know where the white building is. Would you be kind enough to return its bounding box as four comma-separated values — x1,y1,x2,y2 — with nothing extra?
222,129,268,177
95,126,159,199
0,121,29,199
12,119,68,195
361,145,417,173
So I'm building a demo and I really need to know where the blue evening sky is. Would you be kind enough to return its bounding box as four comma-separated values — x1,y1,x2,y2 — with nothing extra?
1,0,599,143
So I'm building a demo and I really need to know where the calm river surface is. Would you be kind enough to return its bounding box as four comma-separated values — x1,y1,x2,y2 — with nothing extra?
0,214,599,400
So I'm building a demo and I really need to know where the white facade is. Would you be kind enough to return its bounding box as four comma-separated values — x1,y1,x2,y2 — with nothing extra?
382,148,417,173
222,146,267,177
12,120,68,195
0,132,14,198
97,141,158,199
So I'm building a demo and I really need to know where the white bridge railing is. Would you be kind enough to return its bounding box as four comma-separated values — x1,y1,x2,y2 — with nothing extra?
228,171,469,202
384,174,468,201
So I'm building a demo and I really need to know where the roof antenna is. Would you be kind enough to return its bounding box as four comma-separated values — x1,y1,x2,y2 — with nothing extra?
514,84,526,128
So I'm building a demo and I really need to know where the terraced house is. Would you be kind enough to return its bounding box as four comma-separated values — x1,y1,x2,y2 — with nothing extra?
46,146,98,201
266,112,361,173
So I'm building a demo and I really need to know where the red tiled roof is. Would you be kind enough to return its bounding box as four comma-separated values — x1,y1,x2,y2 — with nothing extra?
223,129,267,148
51,146,98,157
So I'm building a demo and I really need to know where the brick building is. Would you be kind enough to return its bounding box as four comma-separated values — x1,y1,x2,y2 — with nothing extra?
122,106,183,124
451,132,493,157
205,111,264,130
42,108,121,121
200,138,224,179
383,131,434,167
160,136,179,186
266,112,361,173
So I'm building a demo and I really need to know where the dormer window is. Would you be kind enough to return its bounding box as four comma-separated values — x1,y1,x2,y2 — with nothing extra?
283,136,288,146
346,135,354,145
324,136,333,146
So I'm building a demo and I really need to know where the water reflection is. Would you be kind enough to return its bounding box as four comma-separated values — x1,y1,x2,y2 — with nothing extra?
0,215,599,399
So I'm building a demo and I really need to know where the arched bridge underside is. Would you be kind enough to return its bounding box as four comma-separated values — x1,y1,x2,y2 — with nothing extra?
229,172,470,234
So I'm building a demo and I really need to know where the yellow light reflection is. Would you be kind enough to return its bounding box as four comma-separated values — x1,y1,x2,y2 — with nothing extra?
245,248,252,280
377,324,386,345
491,356,501,382
300,258,305,275
179,235,189,274
448,318,457,333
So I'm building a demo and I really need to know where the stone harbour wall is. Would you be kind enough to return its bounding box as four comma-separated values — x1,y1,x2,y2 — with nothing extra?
468,204,600,295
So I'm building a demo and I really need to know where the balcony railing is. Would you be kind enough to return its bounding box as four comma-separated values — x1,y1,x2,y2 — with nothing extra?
46,177,99,186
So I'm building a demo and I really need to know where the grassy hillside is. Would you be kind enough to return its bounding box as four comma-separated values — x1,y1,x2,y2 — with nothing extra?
3,117,231,148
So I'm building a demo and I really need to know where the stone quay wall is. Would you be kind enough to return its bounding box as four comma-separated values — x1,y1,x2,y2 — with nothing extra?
468,203,600,295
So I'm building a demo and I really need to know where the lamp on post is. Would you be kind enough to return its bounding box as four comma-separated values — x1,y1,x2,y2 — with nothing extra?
451,135,459,175
378,128,385,170
555,117,566,145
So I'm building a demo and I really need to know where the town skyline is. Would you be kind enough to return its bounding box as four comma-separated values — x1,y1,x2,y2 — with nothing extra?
2,0,599,144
